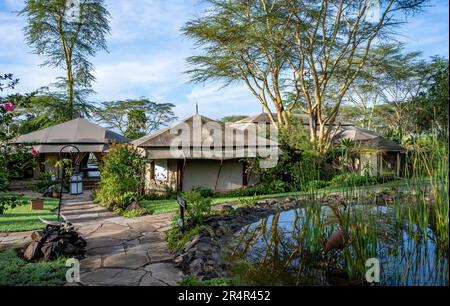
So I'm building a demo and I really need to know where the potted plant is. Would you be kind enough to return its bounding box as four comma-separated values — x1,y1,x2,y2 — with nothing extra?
30,198,44,210
50,185,62,198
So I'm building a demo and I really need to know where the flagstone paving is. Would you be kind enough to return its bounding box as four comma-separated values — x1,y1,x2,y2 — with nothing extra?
59,197,184,286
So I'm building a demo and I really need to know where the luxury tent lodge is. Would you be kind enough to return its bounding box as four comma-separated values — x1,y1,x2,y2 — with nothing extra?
8,112,404,194
132,114,278,193
11,118,129,185
233,112,404,177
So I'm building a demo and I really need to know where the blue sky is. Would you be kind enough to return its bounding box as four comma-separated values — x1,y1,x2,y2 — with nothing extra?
0,0,448,121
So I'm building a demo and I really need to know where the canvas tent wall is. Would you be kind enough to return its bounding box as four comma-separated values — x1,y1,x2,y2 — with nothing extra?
133,114,277,193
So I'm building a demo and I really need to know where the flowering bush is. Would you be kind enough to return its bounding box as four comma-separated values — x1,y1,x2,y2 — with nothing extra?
0,74,37,213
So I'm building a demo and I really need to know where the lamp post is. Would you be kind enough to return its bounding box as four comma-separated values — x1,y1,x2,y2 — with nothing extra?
57,144,80,222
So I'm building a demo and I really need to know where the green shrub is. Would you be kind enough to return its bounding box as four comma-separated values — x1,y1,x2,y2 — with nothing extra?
0,172,8,192
121,207,150,218
305,179,330,190
329,173,370,187
166,221,208,251
95,144,147,211
0,193,27,214
191,186,215,198
266,179,288,193
35,171,54,192
183,191,212,226
237,194,260,207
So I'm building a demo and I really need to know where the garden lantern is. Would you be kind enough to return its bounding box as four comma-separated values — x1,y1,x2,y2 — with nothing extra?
70,173,83,195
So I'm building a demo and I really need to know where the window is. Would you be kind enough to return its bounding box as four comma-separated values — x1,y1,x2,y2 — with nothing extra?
154,160,168,181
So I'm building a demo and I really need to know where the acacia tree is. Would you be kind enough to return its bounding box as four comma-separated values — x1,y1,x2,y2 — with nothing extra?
20,0,110,118
342,43,421,130
94,99,177,139
183,0,426,151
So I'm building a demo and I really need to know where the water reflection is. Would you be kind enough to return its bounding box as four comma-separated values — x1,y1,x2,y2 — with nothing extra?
224,203,449,286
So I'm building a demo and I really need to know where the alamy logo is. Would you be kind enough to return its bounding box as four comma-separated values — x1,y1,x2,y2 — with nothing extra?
65,0,81,23
365,258,380,283
66,258,80,283
169,116,279,169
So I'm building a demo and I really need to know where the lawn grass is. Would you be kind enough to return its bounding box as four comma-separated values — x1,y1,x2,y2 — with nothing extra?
0,194,59,232
141,179,425,215
0,249,67,286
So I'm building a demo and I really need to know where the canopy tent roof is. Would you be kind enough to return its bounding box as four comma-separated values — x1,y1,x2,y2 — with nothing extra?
234,113,355,126
11,118,129,153
333,125,404,152
133,114,279,160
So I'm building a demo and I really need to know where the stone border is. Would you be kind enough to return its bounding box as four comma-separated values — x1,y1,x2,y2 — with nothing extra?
172,187,409,280
173,196,302,280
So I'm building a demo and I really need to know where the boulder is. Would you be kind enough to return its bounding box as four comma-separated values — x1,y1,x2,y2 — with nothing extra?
125,201,141,211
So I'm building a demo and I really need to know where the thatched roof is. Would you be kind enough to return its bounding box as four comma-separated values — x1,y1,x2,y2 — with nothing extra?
11,118,129,153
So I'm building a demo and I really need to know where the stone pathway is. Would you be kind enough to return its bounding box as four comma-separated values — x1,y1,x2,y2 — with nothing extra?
59,198,183,286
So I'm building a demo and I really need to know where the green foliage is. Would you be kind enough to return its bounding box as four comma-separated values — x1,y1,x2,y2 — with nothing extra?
0,249,66,286
125,109,147,139
183,191,212,226
95,144,147,210
0,193,28,215
237,194,260,208
0,173,8,192
191,186,214,198
14,94,94,135
329,173,370,187
179,276,233,286
94,98,177,139
120,207,150,218
221,115,247,123
306,179,330,190
250,117,333,192
409,57,449,136
35,171,55,192
166,222,208,252
1,76,38,198
20,0,111,114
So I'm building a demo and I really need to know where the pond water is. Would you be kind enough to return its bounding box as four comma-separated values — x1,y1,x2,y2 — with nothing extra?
223,201,449,286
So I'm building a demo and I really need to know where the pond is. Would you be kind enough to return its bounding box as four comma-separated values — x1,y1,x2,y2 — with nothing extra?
223,197,449,286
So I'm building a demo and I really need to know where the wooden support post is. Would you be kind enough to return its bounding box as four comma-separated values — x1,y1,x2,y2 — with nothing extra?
214,159,224,192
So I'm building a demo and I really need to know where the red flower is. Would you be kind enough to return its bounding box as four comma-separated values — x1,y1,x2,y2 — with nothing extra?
31,148,39,157
2,101,16,112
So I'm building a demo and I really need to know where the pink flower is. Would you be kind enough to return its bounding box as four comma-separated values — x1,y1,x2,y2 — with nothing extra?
31,148,39,157
2,101,16,112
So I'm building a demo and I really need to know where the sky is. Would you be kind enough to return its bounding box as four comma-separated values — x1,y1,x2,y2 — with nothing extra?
0,0,449,121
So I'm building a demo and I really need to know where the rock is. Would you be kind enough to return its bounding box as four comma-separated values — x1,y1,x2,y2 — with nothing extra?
23,241,42,261
103,252,150,269
221,205,234,213
125,201,141,211
139,273,167,286
31,231,45,242
144,263,183,286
